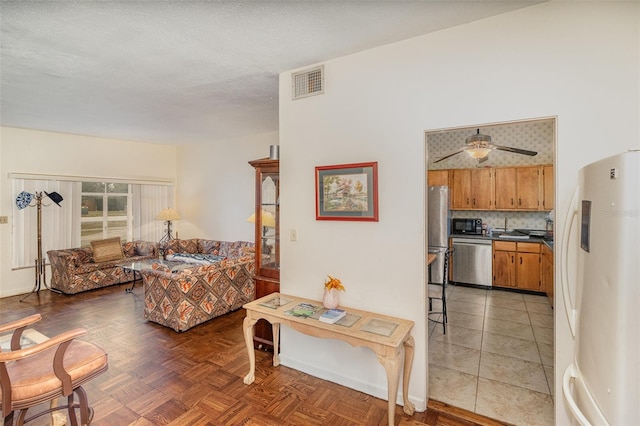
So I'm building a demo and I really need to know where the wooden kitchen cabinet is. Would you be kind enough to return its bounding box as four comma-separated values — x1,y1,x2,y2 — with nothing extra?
447,164,552,212
493,241,542,291
249,157,280,350
542,165,554,211
517,242,541,291
494,166,541,210
494,168,517,209
428,170,449,187
493,241,516,288
541,243,554,307
517,168,540,210
450,168,493,210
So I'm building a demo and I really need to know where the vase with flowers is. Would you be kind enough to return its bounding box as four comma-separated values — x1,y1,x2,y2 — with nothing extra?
323,275,345,309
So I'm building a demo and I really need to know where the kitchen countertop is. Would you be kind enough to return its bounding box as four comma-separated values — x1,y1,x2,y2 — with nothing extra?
450,231,554,250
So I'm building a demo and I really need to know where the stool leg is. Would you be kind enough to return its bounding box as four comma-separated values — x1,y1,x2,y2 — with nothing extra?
442,250,450,334
75,387,93,426
16,409,28,425
67,392,78,426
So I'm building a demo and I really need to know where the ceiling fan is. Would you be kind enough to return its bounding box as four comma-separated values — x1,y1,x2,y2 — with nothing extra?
433,129,537,164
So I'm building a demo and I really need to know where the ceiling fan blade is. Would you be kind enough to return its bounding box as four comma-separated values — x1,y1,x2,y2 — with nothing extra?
493,145,537,156
432,148,466,163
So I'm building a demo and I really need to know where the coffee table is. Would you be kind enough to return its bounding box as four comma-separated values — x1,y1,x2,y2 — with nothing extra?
119,259,190,293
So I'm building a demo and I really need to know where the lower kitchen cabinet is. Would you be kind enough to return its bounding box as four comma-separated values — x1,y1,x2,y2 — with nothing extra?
493,243,516,288
517,251,541,291
493,241,542,291
541,243,554,306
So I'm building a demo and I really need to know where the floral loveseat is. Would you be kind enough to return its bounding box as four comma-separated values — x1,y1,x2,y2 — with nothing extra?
48,240,158,294
141,239,255,332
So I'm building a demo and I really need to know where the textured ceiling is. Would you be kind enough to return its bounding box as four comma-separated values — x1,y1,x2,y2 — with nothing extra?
0,1,543,145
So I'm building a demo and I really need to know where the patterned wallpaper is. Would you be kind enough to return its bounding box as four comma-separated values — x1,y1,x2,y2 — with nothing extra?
427,118,555,232
451,210,551,233
427,119,554,170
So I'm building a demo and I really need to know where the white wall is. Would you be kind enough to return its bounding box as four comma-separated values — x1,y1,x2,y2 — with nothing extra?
175,131,278,241
0,126,178,297
279,1,639,421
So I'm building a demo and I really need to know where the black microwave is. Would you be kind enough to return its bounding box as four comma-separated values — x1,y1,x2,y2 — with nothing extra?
452,218,483,235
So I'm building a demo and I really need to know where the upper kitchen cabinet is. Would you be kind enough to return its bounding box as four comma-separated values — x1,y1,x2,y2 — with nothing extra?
427,170,449,187
439,164,553,212
542,165,554,211
450,168,493,210
494,165,551,211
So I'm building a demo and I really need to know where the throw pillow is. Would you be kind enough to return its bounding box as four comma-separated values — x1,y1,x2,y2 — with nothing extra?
91,237,124,263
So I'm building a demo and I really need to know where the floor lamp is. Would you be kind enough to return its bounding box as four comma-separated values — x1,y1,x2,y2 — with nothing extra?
15,190,63,301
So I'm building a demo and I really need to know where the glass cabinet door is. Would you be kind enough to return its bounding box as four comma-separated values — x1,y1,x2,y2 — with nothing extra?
257,171,279,277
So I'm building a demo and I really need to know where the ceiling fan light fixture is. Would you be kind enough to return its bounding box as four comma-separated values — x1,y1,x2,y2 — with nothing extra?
465,147,492,159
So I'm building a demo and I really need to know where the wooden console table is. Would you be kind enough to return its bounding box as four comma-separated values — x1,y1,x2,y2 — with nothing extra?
242,293,415,426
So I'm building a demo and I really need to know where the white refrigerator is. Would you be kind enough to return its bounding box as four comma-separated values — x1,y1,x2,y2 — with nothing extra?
562,150,640,425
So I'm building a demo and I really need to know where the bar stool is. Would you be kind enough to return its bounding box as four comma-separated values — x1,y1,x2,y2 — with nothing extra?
428,247,453,334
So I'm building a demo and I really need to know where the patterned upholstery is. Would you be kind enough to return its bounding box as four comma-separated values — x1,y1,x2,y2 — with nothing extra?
141,251,255,332
163,238,199,255
48,240,158,294
160,238,254,260
198,239,222,255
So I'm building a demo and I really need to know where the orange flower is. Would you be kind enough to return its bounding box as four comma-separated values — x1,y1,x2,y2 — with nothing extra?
324,275,345,291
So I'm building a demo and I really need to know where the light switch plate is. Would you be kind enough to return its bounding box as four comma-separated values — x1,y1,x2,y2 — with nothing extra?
0,216,8,224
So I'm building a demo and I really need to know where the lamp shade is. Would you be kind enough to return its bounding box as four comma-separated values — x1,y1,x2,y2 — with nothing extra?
465,147,492,159
156,208,181,221
247,210,276,227
45,191,63,206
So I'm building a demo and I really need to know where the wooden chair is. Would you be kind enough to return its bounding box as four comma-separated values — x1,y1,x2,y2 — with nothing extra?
0,314,108,425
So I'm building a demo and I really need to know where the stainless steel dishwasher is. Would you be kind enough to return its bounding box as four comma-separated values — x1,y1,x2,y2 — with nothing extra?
451,237,492,287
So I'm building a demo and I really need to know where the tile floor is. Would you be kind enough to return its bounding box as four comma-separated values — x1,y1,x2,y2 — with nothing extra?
428,284,554,425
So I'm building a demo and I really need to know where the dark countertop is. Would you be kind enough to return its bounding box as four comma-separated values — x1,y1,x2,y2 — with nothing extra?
450,231,554,250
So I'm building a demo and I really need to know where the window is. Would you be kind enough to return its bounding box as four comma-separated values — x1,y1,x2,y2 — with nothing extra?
80,182,132,247
11,175,172,269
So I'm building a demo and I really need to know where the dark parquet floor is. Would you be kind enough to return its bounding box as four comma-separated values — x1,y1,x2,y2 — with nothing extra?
0,283,508,426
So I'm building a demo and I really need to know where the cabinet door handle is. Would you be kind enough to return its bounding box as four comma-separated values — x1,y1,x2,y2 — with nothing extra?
519,198,522,206
473,198,476,205
511,256,514,263
511,198,514,205
520,256,523,264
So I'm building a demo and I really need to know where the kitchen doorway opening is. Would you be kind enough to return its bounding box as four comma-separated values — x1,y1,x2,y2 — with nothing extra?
424,116,557,425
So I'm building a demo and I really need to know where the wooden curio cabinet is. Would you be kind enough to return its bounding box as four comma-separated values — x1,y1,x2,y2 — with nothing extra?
249,158,280,350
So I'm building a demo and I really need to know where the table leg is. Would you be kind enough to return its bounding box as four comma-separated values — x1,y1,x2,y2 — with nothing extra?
402,336,415,415
272,322,280,366
126,270,138,293
378,351,402,426
243,316,258,385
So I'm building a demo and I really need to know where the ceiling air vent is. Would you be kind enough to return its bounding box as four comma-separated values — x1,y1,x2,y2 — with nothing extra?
292,65,324,100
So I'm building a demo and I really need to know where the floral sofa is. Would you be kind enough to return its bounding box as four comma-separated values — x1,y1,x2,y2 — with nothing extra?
47,240,158,294
141,239,255,332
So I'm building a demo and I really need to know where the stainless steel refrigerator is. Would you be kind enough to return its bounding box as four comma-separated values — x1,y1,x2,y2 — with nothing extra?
428,186,450,285
562,150,640,425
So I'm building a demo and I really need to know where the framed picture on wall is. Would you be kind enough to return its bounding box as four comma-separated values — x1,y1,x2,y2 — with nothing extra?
315,162,378,221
